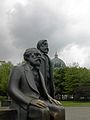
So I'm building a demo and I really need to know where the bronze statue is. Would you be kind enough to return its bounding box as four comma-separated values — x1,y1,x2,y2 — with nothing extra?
8,48,65,120
37,40,54,98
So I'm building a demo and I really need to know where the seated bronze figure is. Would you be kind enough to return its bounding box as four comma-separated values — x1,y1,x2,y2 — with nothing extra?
8,48,65,120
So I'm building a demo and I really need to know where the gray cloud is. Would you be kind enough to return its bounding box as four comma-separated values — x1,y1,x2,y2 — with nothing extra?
10,0,90,58
0,0,90,67
0,1,14,60
9,1,67,56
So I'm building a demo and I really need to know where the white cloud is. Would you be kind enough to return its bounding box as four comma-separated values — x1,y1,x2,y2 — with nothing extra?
59,44,90,68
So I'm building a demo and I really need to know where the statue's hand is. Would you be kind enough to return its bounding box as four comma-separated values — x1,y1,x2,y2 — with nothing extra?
30,99,47,108
49,97,62,106
53,99,62,106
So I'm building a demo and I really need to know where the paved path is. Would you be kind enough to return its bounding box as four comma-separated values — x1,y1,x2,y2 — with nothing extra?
65,107,90,120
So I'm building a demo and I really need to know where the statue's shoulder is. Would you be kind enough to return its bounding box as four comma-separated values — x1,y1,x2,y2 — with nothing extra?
12,64,25,72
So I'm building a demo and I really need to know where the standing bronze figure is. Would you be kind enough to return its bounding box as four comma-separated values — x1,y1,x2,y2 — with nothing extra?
37,40,54,98
8,48,65,120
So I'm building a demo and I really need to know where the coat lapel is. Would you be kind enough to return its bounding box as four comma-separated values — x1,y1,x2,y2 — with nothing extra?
24,64,39,94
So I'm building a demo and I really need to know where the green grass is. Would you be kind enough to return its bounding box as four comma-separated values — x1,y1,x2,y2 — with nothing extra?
61,101,90,107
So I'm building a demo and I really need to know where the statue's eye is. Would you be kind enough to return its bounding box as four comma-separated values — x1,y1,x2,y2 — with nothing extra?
41,44,44,47
44,43,47,45
31,54,36,58
35,53,41,57
32,55,35,58
43,42,48,47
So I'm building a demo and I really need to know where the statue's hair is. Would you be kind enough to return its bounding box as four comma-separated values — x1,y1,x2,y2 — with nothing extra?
23,48,37,61
37,40,47,50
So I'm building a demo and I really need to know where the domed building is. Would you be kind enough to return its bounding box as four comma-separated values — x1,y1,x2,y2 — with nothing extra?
52,52,66,69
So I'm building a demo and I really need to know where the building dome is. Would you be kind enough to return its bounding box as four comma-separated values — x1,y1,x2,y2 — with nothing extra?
52,52,66,69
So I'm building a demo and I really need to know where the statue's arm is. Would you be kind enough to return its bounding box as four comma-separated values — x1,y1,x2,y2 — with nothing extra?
8,66,32,107
47,94,62,106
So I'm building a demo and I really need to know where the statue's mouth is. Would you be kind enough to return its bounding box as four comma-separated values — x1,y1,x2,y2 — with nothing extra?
36,59,41,63
42,48,49,54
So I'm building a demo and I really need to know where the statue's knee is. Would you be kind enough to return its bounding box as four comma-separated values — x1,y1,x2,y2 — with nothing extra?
29,107,50,120
41,107,49,115
41,108,50,120
59,106,65,116
53,106,65,120
58,106,65,120
61,106,65,115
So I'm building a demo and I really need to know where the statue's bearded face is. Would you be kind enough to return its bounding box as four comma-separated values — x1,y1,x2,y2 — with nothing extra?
40,41,49,54
28,50,41,67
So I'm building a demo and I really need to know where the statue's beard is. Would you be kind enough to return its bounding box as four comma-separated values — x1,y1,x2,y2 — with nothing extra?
35,59,41,65
41,48,49,54
29,58,41,67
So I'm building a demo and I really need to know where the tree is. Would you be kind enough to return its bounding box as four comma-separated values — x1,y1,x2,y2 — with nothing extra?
53,68,65,100
64,67,80,95
73,86,90,101
0,62,13,96
64,67,90,99
53,66,90,101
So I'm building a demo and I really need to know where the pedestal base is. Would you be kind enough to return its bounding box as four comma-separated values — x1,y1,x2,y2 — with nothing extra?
0,107,17,120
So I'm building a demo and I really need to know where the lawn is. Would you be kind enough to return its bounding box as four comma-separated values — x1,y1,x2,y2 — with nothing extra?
61,101,90,107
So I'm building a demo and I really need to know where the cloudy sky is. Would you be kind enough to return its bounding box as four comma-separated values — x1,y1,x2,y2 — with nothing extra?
1,0,90,68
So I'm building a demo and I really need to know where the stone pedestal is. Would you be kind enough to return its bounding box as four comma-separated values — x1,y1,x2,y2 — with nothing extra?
0,107,17,120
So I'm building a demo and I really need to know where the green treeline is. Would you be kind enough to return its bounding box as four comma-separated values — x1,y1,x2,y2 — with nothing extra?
54,67,90,100
0,62,13,99
0,62,90,101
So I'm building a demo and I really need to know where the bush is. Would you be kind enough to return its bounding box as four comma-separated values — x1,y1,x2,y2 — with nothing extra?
0,96,7,102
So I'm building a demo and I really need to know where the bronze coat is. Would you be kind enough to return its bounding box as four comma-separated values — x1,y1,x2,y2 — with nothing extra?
39,53,54,98
8,63,49,110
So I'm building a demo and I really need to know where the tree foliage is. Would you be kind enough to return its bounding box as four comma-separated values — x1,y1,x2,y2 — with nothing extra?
0,62,13,96
53,66,90,100
53,68,65,99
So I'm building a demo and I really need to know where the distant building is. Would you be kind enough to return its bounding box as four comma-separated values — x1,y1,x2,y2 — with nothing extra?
0,60,5,65
52,52,66,69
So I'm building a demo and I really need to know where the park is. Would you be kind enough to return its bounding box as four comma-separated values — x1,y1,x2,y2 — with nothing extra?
0,1,90,120
0,40,90,120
